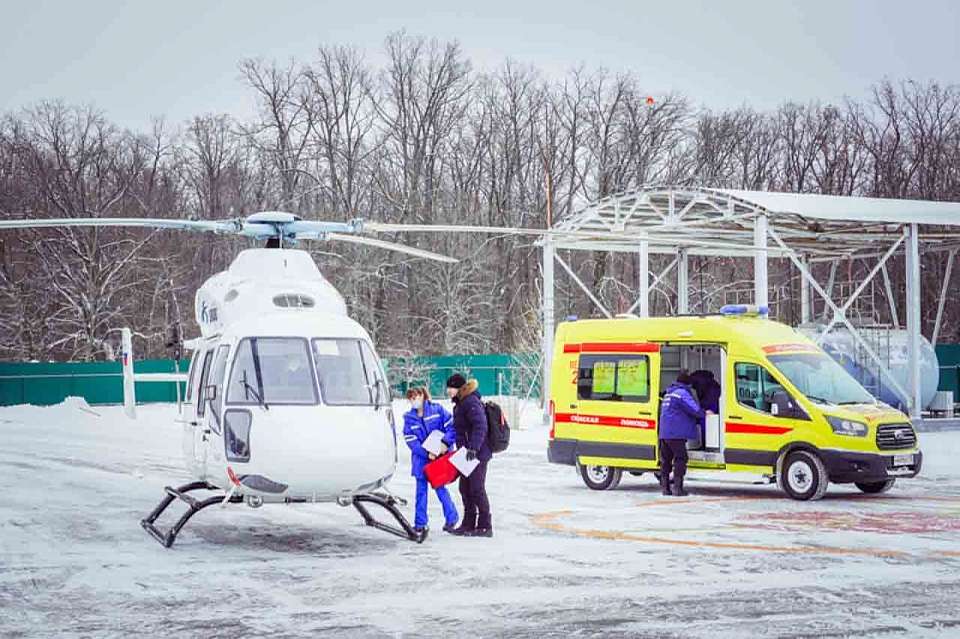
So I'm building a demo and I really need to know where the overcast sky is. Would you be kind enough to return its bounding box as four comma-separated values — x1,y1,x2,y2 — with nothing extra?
3,0,959,131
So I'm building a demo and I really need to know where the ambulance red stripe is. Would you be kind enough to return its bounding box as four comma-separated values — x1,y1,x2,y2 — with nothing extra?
725,423,793,435
762,343,819,354
563,342,660,354
555,412,656,429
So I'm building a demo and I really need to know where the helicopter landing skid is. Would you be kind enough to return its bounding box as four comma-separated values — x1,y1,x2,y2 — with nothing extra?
140,481,242,548
350,493,426,543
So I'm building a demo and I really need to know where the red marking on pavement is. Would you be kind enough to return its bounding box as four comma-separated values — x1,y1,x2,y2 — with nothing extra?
529,510,905,557
736,510,960,535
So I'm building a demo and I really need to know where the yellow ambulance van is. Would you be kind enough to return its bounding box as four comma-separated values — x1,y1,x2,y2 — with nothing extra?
547,305,922,500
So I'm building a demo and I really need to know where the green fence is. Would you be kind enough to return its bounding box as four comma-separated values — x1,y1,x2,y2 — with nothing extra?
4,345,959,408
2,347,958,407
0,354,539,407
383,353,539,400
937,345,960,401
0,360,189,406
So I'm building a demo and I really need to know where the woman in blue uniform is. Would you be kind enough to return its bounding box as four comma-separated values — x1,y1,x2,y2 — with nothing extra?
402,387,459,535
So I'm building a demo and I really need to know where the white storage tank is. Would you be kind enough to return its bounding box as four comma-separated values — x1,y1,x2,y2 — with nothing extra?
799,324,940,411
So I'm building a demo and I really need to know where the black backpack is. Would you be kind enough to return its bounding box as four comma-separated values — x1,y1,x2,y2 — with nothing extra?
484,401,511,454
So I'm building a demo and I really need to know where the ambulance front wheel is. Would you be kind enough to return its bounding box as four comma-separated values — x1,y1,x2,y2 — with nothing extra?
855,479,896,494
778,450,828,501
579,464,622,491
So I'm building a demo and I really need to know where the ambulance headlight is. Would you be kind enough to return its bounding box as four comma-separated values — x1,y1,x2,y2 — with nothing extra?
826,416,868,437
225,410,253,461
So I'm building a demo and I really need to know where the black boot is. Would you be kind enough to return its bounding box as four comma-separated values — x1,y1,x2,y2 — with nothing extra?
469,514,492,537
413,526,429,541
451,513,476,536
672,475,689,497
660,473,672,496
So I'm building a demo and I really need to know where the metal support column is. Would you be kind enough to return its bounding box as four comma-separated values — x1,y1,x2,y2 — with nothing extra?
754,213,769,309
880,263,901,329
677,248,689,314
932,248,956,346
542,239,555,418
638,240,650,317
905,224,923,418
800,253,811,324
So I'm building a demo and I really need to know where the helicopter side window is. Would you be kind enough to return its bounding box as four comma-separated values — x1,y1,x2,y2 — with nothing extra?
227,337,318,405
360,341,391,407
206,345,230,433
196,349,215,418
312,338,380,406
184,355,199,405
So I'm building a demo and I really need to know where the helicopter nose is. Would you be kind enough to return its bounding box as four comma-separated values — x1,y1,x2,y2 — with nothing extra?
235,407,396,496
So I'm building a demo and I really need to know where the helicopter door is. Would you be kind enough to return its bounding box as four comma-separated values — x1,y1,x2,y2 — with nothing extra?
205,344,231,451
179,354,201,465
192,348,215,476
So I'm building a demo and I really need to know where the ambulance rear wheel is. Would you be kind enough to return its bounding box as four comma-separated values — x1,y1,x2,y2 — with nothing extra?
779,450,828,501
579,465,622,491
855,479,896,494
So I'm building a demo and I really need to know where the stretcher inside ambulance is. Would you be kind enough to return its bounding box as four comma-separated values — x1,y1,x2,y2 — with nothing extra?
547,305,922,500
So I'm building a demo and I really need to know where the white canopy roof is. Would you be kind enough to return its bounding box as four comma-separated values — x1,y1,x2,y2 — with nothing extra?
551,186,960,257
718,188,960,226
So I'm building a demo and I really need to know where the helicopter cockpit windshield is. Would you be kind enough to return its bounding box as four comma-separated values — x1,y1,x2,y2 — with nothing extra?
227,337,319,405
311,338,389,407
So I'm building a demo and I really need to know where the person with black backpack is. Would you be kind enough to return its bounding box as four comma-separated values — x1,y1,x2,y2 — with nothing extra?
445,374,494,537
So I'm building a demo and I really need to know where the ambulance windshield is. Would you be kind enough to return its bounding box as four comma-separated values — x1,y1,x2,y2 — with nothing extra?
769,352,875,406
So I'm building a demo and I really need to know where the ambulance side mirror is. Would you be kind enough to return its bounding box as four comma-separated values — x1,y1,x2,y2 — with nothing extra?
204,385,218,402
771,389,806,419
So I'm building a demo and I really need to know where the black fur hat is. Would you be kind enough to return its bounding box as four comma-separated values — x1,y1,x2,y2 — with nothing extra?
445,374,467,389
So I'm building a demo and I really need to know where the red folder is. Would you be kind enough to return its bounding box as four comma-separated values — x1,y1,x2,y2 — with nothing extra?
424,451,459,489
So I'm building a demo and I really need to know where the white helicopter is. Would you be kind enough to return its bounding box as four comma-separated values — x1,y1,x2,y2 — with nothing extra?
0,211,463,546
1,210,642,547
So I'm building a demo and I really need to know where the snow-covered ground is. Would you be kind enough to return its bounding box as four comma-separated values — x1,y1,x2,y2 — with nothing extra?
2,399,960,638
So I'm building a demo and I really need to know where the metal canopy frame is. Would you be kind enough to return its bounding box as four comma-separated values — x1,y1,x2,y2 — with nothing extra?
540,186,960,419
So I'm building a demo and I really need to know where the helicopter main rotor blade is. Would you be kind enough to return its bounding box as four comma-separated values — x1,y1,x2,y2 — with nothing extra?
0,217,241,234
363,221,544,237
325,233,459,263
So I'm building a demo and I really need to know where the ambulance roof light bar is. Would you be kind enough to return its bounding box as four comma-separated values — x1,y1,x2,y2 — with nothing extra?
719,304,769,317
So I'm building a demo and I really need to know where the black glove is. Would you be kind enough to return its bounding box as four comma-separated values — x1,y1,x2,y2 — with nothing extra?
465,449,477,462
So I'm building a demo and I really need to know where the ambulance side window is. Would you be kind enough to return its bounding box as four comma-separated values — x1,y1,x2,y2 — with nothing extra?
735,362,788,415
577,354,650,402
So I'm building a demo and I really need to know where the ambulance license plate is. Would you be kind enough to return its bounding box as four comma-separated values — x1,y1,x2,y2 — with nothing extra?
893,454,914,467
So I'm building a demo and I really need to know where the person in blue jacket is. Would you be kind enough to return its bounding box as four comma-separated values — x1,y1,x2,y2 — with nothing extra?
403,386,459,535
659,372,711,497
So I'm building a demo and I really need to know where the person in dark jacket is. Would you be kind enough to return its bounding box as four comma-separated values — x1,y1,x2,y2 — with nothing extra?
659,372,707,496
689,369,721,448
402,387,459,535
446,373,493,537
